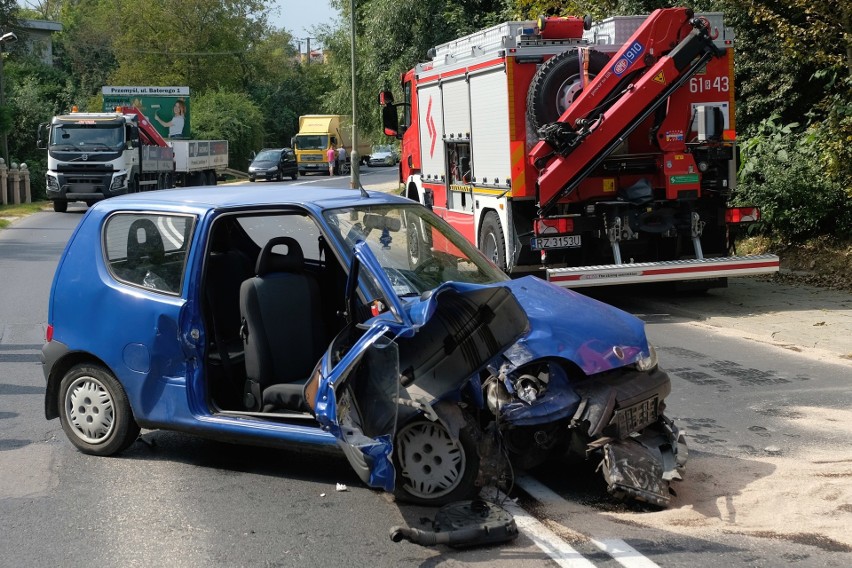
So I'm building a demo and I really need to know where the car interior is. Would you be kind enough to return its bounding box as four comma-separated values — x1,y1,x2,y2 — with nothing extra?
203,212,349,420
201,209,530,429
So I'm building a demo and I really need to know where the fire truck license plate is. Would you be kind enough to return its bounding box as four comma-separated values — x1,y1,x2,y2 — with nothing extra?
531,235,582,250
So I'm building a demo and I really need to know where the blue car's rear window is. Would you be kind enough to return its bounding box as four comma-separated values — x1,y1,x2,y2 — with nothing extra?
103,212,195,295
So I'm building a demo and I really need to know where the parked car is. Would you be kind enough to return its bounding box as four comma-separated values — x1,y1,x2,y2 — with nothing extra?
248,148,298,182
42,186,687,506
367,145,399,167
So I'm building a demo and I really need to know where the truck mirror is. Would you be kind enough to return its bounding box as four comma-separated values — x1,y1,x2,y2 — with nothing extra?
127,125,139,147
37,123,47,149
382,104,400,138
379,90,394,106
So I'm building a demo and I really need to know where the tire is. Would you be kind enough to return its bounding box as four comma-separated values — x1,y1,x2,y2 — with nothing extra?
163,173,173,189
58,364,140,456
52,200,68,213
275,170,283,182
207,171,218,186
129,174,140,193
249,176,256,183
85,200,97,208
405,212,431,270
393,418,480,506
479,211,507,270
526,49,610,132
291,170,299,180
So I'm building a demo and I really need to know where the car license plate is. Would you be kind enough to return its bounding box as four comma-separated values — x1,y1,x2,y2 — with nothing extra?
530,235,582,250
614,397,659,437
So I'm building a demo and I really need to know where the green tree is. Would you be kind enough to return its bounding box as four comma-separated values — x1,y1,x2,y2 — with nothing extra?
317,0,510,141
191,89,264,171
107,0,272,92
55,0,120,102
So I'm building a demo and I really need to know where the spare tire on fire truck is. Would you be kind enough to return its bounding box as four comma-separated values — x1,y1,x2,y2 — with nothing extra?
526,49,611,132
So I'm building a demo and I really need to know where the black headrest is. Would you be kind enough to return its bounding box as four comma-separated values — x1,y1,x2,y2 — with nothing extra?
256,236,304,275
127,218,165,267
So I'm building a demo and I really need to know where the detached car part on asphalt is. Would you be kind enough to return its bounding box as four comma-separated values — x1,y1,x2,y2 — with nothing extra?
43,185,687,506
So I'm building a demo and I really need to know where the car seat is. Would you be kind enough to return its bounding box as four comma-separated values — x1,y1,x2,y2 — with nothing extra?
125,218,168,290
205,226,254,374
240,236,327,412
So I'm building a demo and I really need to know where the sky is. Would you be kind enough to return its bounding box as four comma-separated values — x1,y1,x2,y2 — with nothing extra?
269,0,338,40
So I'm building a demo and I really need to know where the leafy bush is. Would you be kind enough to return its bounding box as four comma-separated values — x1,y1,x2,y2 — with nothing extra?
191,90,265,173
737,115,852,241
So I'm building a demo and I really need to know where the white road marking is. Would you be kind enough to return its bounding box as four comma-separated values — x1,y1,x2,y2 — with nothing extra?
515,475,661,568
589,538,661,568
498,494,598,568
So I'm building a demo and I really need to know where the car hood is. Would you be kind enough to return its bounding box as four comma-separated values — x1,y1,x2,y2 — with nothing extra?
384,276,648,377
250,160,276,167
371,151,392,158
499,277,648,374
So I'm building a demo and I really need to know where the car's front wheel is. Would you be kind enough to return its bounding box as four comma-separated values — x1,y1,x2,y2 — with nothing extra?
394,418,480,506
58,364,140,456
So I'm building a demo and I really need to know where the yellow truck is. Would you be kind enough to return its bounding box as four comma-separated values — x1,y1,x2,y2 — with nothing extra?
292,115,370,175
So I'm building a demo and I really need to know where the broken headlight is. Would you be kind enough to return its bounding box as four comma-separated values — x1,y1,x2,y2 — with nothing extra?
633,344,658,372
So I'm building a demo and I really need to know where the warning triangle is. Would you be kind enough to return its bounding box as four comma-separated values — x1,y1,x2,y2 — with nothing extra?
653,72,666,85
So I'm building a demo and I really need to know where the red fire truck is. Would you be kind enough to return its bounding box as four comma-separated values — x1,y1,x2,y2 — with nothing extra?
379,7,779,288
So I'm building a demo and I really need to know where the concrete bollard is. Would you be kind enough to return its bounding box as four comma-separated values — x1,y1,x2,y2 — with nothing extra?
20,163,30,203
9,162,19,205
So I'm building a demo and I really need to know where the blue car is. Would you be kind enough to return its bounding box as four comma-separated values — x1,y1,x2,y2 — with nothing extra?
43,186,686,506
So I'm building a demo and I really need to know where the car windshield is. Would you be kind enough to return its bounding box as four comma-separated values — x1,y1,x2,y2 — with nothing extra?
323,204,508,297
50,124,124,151
253,150,279,162
372,145,393,154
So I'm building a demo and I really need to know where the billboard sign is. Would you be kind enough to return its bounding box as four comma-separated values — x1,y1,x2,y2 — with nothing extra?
102,86,191,140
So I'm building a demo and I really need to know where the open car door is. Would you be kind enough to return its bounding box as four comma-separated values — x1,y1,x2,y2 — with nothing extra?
309,241,530,493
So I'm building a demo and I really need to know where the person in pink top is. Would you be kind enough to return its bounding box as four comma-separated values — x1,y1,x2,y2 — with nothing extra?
326,145,336,176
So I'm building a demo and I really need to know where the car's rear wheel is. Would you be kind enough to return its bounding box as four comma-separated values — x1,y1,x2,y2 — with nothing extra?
291,170,298,180
394,418,480,506
58,364,140,456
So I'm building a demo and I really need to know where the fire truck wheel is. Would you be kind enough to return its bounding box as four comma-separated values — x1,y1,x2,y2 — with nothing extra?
526,49,610,131
479,212,506,270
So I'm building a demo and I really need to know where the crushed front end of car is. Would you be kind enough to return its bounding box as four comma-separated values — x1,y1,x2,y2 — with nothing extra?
317,207,687,506
477,278,688,506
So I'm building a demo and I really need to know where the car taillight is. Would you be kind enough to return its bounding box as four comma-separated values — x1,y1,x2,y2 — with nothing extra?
726,207,760,223
46,324,54,342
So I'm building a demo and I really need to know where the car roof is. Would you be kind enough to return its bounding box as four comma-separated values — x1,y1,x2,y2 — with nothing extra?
92,186,409,217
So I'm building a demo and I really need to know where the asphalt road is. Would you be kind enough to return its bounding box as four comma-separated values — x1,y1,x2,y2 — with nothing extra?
2,168,851,566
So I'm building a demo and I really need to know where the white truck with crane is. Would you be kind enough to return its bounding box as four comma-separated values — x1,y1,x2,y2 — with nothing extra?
38,106,228,212
379,7,779,288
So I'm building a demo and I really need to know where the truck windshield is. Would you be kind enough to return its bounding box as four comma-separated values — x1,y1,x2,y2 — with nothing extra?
50,124,124,151
294,135,328,151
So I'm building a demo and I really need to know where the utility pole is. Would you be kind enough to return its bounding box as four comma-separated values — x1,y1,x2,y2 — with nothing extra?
349,1,360,189
0,32,17,167
297,37,315,65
